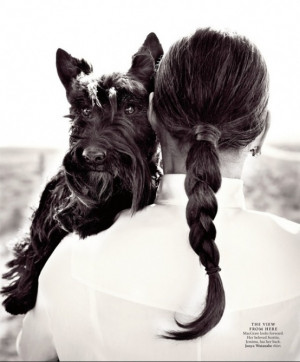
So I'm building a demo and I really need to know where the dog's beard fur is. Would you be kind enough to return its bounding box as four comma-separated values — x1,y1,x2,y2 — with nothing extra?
2,33,163,315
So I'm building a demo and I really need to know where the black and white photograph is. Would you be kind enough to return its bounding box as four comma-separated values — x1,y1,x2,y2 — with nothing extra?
1,0,299,360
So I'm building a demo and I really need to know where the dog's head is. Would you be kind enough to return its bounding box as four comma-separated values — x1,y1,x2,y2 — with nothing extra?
56,33,163,212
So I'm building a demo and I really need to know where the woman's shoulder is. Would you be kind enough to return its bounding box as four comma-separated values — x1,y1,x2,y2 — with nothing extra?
217,206,300,259
218,208,300,310
243,208,300,242
233,208,300,267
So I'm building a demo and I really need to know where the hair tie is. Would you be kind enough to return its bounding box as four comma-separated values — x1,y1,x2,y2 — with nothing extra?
206,266,221,275
194,124,221,147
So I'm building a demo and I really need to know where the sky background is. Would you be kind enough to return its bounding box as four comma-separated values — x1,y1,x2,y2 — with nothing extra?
1,0,300,150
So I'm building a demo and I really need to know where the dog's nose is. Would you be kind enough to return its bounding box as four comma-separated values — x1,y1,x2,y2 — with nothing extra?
82,146,107,163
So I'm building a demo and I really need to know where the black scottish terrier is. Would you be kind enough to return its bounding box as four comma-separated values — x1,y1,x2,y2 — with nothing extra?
2,33,163,315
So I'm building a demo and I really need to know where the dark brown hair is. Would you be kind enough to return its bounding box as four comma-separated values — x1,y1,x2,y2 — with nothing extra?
153,28,269,340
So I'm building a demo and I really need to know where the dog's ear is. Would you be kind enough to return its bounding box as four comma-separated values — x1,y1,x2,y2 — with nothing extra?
127,33,164,91
56,48,93,89
142,32,164,64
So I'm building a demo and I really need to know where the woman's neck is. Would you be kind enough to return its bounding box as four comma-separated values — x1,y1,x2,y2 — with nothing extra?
161,143,247,179
218,149,248,178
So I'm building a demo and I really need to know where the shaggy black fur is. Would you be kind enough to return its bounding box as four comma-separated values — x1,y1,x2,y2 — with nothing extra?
2,33,163,315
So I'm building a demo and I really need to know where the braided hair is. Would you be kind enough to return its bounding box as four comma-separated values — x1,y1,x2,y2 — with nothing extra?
153,28,269,340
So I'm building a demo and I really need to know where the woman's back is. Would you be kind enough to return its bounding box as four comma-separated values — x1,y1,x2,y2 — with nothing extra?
25,175,300,361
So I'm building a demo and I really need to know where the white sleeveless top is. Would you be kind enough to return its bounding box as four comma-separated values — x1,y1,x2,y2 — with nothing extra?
17,175,300,361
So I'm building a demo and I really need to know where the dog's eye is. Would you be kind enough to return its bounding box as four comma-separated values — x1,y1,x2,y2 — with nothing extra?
125,105,135,115
70,125,83,138
71,125,79,133
82,108,91,117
